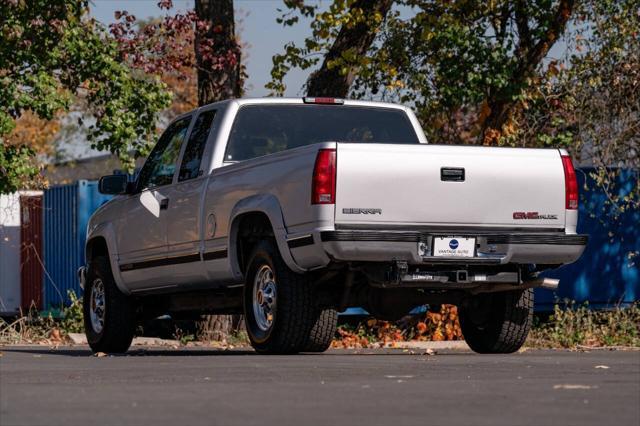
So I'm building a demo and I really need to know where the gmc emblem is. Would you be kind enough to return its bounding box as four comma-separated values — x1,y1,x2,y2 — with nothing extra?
513,212,558,220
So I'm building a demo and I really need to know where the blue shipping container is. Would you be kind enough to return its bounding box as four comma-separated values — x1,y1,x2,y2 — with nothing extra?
42,181,111,309
537,168,639,310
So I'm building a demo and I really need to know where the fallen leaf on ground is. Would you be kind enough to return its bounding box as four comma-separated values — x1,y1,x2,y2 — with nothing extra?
594,365,610,369
50,328,62,341
553,384,597,390
416,322,427,335
93,352,108,357
424,348,436,356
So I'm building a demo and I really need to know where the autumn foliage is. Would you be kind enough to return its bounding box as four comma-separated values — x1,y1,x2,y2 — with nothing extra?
332,304,463,349
5,111,60,157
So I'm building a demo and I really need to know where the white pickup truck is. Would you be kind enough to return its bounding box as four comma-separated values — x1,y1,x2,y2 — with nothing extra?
80,97,587,354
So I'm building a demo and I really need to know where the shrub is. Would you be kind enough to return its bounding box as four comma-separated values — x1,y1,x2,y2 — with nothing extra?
528,302,640,348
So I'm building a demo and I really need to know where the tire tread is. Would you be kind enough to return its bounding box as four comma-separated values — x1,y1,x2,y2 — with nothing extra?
460,288,533,354
84,256,135,353
304,308,338,352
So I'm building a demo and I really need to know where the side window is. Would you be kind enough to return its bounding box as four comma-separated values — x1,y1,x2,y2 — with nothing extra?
137,117,191,191
178,109,216,181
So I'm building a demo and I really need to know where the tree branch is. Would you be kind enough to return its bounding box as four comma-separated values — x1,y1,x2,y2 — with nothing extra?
305,0,393,98
484,0,575,138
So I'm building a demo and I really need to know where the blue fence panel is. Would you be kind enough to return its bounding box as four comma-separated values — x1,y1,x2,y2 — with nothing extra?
77,180,112,266
42,181,111,309
43,184,79,309
537,168,639,310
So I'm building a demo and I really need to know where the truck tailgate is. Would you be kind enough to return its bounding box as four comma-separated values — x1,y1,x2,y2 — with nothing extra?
334,143,566,229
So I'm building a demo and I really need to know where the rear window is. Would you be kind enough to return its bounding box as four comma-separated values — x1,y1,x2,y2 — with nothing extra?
224,105,420,162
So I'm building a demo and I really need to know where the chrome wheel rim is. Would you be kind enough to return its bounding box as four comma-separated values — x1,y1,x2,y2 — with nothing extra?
252,265,277,332
90,278,106,334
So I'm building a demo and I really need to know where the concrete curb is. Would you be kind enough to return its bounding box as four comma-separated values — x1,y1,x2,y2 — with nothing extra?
385,340,471,351
67,333,87,345
65,333,470,351
66,334,181,347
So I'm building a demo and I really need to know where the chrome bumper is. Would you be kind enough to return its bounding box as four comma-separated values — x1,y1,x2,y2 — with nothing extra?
320,230,588,265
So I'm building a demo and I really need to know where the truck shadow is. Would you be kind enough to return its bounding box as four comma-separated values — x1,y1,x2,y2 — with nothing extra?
0,347,256,357
1,347,472,357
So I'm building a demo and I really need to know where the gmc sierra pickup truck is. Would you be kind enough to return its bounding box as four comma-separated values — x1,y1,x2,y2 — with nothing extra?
80,97,587,354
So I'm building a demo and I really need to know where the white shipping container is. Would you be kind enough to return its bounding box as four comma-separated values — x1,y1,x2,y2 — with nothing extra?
0,193,21,315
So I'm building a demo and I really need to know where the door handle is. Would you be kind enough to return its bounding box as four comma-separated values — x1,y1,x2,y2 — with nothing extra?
160,198,169,210
441,167,465,182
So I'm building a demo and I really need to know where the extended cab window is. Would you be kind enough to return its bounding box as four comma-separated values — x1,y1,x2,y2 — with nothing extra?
137,117,191,191
224,105,419,162
178,109,216,181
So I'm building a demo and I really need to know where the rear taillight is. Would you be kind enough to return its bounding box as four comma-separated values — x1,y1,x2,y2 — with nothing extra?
561,154,578,210
311,149,336,204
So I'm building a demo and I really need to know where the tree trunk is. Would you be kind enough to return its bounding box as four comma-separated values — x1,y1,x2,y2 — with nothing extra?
194,0,242,105
483,0,575,140
194,0,243,341
305,0,393,98
197,314,245,342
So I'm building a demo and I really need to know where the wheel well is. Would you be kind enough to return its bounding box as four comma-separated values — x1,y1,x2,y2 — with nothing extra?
235,212,274,273
86,237,109,263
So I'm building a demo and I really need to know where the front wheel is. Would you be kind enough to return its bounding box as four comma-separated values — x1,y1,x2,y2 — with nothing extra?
459,288,533,354
83,256,135,353
243,240,336,354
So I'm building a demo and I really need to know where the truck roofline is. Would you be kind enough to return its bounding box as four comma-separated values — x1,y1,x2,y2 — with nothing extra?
230,97,410,111
176,97,413,119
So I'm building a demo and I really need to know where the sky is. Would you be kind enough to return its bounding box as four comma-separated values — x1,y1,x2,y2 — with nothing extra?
89,0,319,97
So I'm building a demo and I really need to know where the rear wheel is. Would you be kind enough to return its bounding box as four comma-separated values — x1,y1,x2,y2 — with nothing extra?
459,288,533,354
83,256,135,353
304,307,338,352
243,240,336,354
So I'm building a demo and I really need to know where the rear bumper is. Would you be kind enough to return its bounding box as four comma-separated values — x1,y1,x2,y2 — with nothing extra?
319,230,588,265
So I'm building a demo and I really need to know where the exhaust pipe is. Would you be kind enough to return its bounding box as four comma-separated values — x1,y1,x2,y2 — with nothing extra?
516,277,560,291
538,278,560,290
471,277,560,294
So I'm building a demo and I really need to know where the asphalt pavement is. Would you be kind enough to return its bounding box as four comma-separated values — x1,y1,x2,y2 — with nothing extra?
1,346,639,426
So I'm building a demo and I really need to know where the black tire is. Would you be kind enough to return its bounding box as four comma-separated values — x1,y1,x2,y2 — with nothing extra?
243,240,334,354
459,288,533,354
83,256,135,353
304,308,338,352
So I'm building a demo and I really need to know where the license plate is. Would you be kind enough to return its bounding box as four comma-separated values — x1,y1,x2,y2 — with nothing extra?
432,237,475,258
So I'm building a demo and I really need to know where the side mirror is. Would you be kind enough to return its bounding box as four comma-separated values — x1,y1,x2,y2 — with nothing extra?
98,175,129,195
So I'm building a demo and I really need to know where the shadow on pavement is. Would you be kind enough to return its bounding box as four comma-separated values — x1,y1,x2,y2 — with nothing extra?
0,346,471,357
0,347,256,357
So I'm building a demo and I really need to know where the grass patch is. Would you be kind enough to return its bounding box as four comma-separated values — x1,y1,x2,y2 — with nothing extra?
0,309,57,344
527,302,640,348
0,290,84,345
